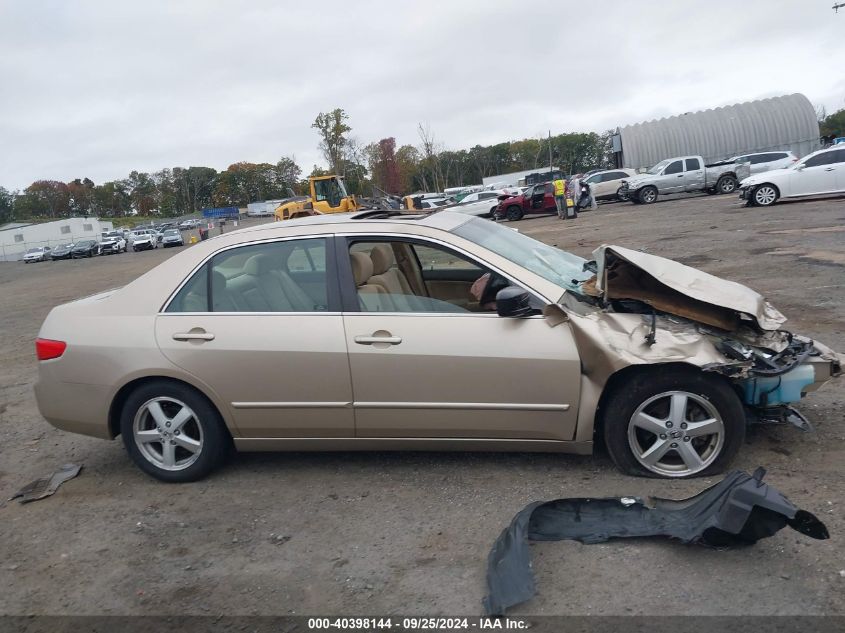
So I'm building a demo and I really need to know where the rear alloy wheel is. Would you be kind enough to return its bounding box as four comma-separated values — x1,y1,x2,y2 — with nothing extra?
638,186,658,204
752,184,778,207
602,369,744,478
120,381,230,482
506,206,524,221
716,175,737,194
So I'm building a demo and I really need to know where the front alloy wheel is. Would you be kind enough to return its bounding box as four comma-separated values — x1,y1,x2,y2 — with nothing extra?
639,187,658,204
627,391,724,477
601,368,744,478
753,185,778,206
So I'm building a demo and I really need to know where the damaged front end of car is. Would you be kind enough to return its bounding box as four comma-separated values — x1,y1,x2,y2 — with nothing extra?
545,245,842,436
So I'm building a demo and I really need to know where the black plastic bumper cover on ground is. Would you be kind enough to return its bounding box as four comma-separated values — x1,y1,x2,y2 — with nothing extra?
483,468,828,615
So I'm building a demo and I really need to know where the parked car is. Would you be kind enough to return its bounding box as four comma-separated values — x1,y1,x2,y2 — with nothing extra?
620,156,740,204
50,243,75,261
460,190,507,204
129,230,158,251
581,169,638,201
71,240,100,258
494,182,558,220
35,211,841,482
161,228,185,248
729,151,798,175
22,246,52,263
738,146,845,206
453,198,500,218
100,231,127,255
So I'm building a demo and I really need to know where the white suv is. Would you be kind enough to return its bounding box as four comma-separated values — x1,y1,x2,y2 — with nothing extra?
730,151,797,175
739,146,845,206
129,230,158,251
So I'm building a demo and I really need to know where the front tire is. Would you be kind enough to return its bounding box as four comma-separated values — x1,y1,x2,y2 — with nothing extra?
616,187,629,202
601,367,745,478
638,186,658,204
120,380,230,482
752,184,779,207
506,206,524,221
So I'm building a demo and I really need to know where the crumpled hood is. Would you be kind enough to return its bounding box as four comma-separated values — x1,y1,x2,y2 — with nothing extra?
589,245,787,331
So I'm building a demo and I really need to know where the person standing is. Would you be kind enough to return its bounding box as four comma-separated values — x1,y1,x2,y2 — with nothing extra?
553,176,567,219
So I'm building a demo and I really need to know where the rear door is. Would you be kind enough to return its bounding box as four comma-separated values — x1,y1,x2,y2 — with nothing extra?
338,236,581,441
683,158,705,191
155,235,355,438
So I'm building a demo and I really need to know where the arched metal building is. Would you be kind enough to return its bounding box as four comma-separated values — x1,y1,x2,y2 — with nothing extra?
614,93,820,169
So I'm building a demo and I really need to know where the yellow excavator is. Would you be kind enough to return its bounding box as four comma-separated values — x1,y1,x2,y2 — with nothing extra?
275,175,361,221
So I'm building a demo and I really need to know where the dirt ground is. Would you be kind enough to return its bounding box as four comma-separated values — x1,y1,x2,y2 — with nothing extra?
1,194,844,618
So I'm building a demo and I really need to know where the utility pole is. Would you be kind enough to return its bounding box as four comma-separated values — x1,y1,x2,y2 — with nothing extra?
548,130,553,175
835,2,845,11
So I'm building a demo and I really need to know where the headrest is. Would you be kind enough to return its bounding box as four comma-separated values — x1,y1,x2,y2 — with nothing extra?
369,244,395,275
244,253,274,276
211,270,228,294
350,252,373,286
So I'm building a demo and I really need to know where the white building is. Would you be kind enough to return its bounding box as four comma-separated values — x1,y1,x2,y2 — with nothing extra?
0,217,115,262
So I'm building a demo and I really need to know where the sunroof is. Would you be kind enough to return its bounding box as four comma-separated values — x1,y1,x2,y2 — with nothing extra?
350,209,431,220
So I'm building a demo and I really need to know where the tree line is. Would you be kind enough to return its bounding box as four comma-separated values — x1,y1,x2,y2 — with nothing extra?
3,104,842,224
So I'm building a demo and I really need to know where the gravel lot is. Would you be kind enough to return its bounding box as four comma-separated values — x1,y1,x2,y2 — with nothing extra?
1,195,844,617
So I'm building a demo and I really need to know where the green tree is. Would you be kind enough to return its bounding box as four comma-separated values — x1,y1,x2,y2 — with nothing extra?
312,108,351,175
0,187,14,224
820,108,845,138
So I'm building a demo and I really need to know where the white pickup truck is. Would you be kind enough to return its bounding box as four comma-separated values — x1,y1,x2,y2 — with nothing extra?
619,155,741,204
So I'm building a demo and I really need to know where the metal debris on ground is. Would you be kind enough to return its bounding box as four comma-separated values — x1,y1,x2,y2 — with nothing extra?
483,468,829,615
10,463,82,504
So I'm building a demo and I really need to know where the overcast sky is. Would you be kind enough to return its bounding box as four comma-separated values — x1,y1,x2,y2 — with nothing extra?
1,0,843,191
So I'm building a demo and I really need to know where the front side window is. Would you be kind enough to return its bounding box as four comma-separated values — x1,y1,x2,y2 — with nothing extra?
803,151,836,168
347,239,512,314
452,218,590,294
664,160,683,175
167,238,329,313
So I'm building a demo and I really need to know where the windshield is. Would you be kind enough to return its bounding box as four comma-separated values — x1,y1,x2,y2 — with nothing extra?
164,229,178,236
76,240,94,247
452,218,590,294
26,248,41,253
646,159,671,175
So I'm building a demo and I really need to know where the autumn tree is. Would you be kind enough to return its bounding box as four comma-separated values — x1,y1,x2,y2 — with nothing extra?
23,180,70,218
312,108,351,175
67,178,95,215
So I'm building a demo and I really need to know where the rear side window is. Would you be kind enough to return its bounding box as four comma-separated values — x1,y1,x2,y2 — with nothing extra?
685,158,701,170
166,238,330,313
665,161,683,175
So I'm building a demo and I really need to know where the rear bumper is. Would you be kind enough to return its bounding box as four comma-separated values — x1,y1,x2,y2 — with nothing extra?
35,373,113,439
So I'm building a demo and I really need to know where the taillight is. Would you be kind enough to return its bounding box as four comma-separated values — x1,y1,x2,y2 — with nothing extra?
36,338,67,360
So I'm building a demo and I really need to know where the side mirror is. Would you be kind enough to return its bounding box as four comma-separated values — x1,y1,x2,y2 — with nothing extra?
795,163,806,170
496,286,534,318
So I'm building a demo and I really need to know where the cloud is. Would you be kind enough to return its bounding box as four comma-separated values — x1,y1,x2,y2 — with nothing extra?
0,0,842,190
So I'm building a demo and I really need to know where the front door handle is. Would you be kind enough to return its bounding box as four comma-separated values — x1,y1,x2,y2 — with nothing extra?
824,167,835,171
354,334,402,345
173,331,215,341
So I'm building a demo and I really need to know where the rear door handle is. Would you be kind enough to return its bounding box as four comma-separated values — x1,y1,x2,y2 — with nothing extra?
824,167,835,171
173,331,215,341
354,335,402,345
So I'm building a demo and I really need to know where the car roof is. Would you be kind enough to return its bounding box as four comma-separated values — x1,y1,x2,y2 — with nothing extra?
228,209,475,239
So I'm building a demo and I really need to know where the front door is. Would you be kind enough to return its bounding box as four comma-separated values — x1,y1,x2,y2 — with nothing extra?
789,150,843,196
659,159,685,193
155,236,355,438
339,237,581,441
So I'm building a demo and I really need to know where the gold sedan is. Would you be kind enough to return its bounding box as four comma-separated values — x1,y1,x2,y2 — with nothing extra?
34,210,842,482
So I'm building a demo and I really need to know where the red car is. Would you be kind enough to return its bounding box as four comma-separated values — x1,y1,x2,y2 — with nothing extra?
494,182,564,221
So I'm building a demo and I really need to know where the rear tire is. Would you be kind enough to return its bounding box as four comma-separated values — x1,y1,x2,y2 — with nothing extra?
601,367,745,478
120,380,231,482
716,175,737,194
506,206,524,221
